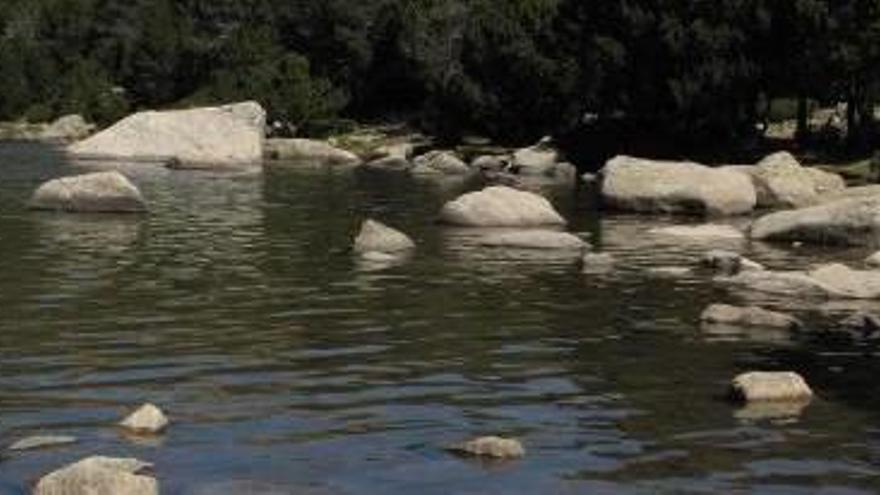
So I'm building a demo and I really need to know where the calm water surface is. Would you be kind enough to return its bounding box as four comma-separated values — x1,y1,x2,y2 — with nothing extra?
1,143,880,494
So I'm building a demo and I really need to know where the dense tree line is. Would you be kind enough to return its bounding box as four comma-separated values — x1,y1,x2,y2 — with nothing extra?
1,0,879,154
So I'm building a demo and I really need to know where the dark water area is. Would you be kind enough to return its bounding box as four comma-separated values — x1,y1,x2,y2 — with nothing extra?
1,142,880,494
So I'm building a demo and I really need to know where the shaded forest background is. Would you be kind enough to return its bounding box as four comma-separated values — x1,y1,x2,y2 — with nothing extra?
2,0,880,161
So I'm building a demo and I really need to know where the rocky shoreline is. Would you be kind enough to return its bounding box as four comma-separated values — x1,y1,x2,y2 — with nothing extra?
11,101,880,493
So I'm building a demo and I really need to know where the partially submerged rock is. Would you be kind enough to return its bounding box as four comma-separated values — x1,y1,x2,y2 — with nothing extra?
40,115,95,142
730,372,813,402
34,456,158,495
69,101,265,167
601,156,757,216
701,304,802,330
649,224,745,240
749,196,880,246
8,435,77,452
362,155,411,172
866,251,880,268
839,311,880,337
477,230,587,250
411,151,470,176
29,171,147,213
701,250,764,275
439,186,566,227
510,137,559,176
472,155,507,173
119,403,169,434
721,263,880,299
448,436,525,459
353,219,415,254
265,138,360,166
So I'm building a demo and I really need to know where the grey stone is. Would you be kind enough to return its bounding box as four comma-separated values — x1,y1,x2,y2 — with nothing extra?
749,196,880,246
34,456,158,495
477,230,587,250
119,403,169,434
8,435,77,452
730,371,813,402
353,219,415,254
265,139,360,165
701,304,802,329
448,436,525,459
440,186,566,227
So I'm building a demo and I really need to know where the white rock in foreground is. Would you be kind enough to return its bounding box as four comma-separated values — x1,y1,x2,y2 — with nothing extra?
29,171,147,213
649,224,745,240
265,138,360,166
69,101,265,167
601,156,757,216
730,372,813,402
440,186,566,227
353,219,415,254
34,456,158,495
8,435,77,451
448,436,525,459
701,304,802,329
478,230,587,250
120,403,169,434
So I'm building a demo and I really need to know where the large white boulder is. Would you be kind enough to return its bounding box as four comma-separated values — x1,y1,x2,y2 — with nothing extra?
34,456,158,495
601,156,757,216
68,101,265,167
749,196,880,246
439,186,566,227
353,219,415,254
265,138,360,166
29,171,147,213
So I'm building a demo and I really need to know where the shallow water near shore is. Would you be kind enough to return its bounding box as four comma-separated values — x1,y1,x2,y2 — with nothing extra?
1,142,880,494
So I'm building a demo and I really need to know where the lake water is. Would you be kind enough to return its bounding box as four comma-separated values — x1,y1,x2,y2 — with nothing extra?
1,142,879,494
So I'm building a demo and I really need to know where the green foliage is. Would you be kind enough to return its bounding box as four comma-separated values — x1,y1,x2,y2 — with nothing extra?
0,0,880,149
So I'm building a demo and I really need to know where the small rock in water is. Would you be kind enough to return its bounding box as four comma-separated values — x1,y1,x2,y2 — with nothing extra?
29,171,147,213
730,371,813,402
477,230,587,250
448,436,525,459
120,403,169,434
647,266,692,277
866,251,880,268
701,304,802,330
34,456,158,495
649,224,745,240
8,435,77,452
353,219,415,255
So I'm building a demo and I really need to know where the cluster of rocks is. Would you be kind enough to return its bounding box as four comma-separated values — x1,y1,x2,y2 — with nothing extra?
600,151,846,217
9,403,168,495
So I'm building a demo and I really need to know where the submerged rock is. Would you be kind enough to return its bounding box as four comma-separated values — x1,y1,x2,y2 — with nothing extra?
29,171,147,213
749,196,880,246
649,224,745,240
439,186,566,227
701,304,802,330
120,403,169,434
601,156,757,216
362,155,411,172
581,253,615,273
34,456,158,495
265,139,360,166
839,311,880,338
68,101,265,167
8,435,77,452
730,371,813,402
448,436,525,459
477,230,587,250
353,219,415,254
